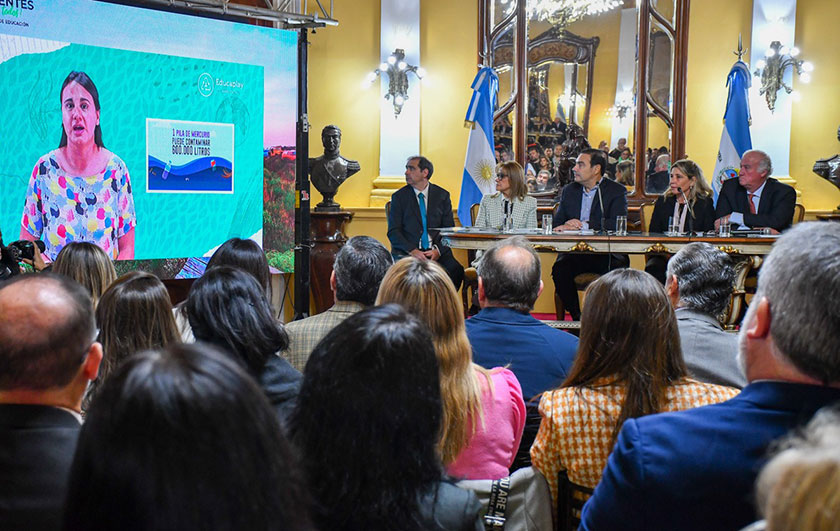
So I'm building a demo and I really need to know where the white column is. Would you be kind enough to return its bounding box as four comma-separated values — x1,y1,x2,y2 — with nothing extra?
610,8,637,149
749,0,796,179
379,0,420,174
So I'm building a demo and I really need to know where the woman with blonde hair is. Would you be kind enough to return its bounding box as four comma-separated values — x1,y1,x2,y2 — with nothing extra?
474,161,538,231
52,241,116,306
645,159,716,283
377,258,525,480
531,269,738,505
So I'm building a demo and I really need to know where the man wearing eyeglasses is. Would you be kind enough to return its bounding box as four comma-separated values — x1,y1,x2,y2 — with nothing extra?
0,273,102,530
387,155,464,290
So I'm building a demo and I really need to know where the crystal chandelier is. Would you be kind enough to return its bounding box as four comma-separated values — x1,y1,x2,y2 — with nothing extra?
500,0,623,26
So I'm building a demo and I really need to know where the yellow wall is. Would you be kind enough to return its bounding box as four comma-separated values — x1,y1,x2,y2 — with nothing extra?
307,0,476,209
686,0,840,212
789,0,840,211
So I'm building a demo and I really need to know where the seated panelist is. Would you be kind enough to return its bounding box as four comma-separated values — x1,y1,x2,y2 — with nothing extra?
645,159,716,283
474,161,538,231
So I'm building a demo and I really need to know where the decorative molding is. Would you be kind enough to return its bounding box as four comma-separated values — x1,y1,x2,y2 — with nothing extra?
568,241,595,252
369,175,405,206
645,242,673,253
716,245,742,254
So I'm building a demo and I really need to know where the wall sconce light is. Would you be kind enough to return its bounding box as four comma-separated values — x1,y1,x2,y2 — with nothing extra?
607,92,634,122
365,48,425,117
753,41,813,112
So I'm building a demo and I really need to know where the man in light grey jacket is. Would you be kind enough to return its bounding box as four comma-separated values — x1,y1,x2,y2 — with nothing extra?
665,242,746,388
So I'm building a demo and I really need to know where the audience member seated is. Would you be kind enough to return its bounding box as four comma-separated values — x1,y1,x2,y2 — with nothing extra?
645,153,670,194
474,162,538,232
175,237,272,342
86,271,180,410
715,149,796,233
615,160,634,187
665,243,746,388
290,305,482,531
581,222,840,531
0,274,102,531
186,266,301,427
645,158,717,283
752,407,840,531
52,241,116,307
64,343,312,531
378,258,525,480
531,269,738,506
467,236,578,469
284,235,392,371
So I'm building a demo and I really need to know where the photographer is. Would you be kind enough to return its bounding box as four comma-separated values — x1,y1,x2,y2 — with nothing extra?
0,228,47,282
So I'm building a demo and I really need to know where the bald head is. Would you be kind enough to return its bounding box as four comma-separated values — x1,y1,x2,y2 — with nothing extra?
0,273,95,390
477,236,541,313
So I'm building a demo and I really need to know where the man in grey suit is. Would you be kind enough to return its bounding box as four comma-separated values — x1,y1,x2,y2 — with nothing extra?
664,242,746,388
0,274,103,530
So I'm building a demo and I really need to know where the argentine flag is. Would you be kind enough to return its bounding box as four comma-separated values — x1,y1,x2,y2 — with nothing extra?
711,61,752,205
458,66,499,227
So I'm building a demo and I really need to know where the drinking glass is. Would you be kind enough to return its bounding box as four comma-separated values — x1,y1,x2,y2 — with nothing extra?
719,219,731,237
542,214,553,235
615,215,627,236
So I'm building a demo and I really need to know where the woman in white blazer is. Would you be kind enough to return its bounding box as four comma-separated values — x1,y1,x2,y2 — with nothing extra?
474,161,538,231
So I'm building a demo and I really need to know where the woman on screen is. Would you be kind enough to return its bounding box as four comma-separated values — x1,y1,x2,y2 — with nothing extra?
19,71,136,261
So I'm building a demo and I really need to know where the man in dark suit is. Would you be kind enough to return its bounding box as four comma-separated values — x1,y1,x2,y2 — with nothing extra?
467,236,578,469
387,155,464,289
581,222,840,531
551,148,628,320
715,149,796,232
0,273,102,531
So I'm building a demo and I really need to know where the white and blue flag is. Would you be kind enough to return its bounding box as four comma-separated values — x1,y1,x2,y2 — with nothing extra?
711,61,752,205
458,66,499,227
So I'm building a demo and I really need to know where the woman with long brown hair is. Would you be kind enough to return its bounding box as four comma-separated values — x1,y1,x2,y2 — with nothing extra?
530,269,738,504
52,241,116,307
377,258,525,480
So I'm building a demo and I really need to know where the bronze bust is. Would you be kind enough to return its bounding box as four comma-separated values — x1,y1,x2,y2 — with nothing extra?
309,125,360,211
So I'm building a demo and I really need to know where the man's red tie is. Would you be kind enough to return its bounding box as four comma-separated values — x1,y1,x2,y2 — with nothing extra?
748,193,757,214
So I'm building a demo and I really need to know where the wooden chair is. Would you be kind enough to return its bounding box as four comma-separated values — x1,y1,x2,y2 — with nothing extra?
556,470,594,531
793,203,805,224
639,201,656,232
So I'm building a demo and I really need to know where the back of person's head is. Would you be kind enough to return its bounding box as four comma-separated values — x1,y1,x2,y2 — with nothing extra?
206,237,271,297
667,242,735,319
95,271,179,391
478,236,541,313
64,343,312,531
333,236,393,306
581,148,607,176
186,266,288,376
755,222,840,383
616,160,634,186
376,257,483,464
756,407,840,531
655,153,671,171
0,273,95,390
291,304,441,531
564,268,686,442
52,242,116,306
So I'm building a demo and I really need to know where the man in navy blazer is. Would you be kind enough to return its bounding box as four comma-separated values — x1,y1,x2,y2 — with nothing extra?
466,236,578,469
551,148,628,319
581,222,840,531
0,273,103,531
387,155,464,289
715,149,796,232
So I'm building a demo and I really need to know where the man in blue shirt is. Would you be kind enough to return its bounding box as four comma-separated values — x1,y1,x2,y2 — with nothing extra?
467,236,578,468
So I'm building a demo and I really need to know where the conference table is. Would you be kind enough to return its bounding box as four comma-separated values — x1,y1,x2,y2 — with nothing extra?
439,228,778,328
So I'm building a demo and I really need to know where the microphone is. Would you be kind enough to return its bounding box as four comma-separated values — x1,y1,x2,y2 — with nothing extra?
678,188,695,233
596,182,606,234
503,199,511,230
